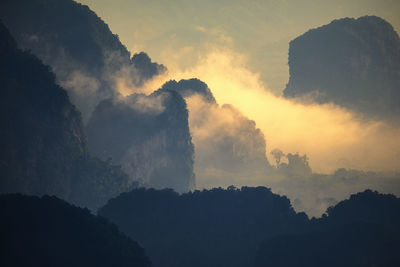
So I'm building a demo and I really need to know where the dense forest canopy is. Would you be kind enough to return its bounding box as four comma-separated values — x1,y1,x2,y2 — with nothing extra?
100,188,400,267
256,190,400,266
99,186,308,267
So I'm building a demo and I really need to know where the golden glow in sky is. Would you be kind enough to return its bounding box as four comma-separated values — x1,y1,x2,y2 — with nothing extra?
117,45,400,173
79,0,400,173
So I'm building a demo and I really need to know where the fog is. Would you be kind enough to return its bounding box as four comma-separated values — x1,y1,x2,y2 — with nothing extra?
127,44,400,174
16,0,398,216
105,43,400,216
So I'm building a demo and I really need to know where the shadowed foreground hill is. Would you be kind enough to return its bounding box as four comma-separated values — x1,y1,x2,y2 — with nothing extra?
0,194,151,267
284,16,400,120
100,187,400,267
0,21,130,209
256,190,400,267
99,186,309,267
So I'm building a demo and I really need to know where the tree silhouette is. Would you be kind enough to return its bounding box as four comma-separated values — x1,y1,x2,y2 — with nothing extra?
270,148,285,166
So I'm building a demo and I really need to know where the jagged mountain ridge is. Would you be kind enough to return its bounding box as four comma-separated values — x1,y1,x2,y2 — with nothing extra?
86,89,195,193
0,21,130,210
0,0,166,121
160,78,271,189
1,0,196,199
161,78,217,104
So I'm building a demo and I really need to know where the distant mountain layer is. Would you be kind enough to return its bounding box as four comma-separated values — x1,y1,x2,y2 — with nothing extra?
0,194,151,267
0,0,165,121
0,21,130,210
284,16,400,120
86,89,195,193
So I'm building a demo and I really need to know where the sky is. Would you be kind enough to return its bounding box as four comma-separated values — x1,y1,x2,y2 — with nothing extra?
78,0,400,93
77,0,400,174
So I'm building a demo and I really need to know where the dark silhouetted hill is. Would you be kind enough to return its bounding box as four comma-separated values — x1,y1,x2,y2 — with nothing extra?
99,186,308,267
0,0,165,121
86,90,195,193
322,189,400,228
256,223,399,267
256,190,400,267
283,16,400,120
0,21,130,209
0,194,151,267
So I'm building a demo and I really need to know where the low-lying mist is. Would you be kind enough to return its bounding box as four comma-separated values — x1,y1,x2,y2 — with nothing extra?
114,43,400,217
129,45,400,174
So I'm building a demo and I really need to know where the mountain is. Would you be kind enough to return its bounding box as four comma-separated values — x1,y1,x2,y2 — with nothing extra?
161,78,217,103
132,52,167,86
86,89,195,193
0,0,165,121
283,16,400,120
160,78,271,188
256,190,400,267
0,194,151,267
0,0,195,195
99,186,308,267
0,21,130,210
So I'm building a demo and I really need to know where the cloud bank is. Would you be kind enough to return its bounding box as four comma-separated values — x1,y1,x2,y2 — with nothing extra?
142,44,400,174
133,43,400,217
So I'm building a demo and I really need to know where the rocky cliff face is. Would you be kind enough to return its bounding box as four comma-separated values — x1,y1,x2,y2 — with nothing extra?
161,78,217,104
86,90,195,193
0,0,165,121
0,21,130,209
284,16,400,120
160,78,271,188
0,20,85,198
